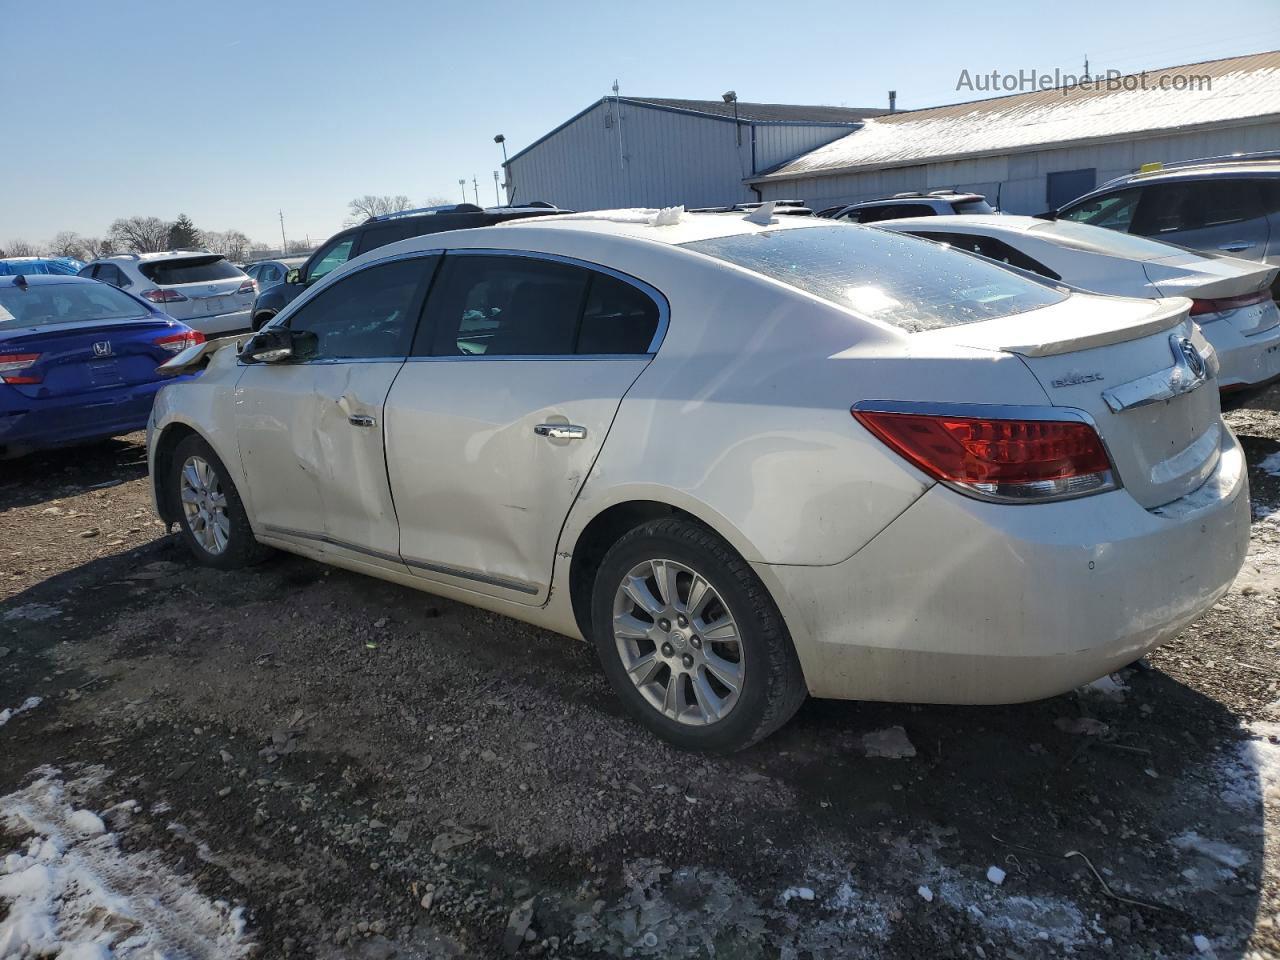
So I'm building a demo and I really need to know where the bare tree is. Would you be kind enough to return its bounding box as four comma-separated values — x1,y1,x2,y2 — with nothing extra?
49,231,88,260
202,229,251,261
285,239,313,255
422,195,452,207
109,216,173,253
346,194,411,225
3,239,41,257
82,236,117,260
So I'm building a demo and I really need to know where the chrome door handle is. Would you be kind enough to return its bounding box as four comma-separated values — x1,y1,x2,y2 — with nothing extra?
534,423,586,440
348,414,377,428
1218,241,1252,252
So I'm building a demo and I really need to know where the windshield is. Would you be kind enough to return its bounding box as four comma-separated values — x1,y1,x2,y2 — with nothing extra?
0,282,150,328
1031,219,1189,260
682,225,1067,332
139,256,244,285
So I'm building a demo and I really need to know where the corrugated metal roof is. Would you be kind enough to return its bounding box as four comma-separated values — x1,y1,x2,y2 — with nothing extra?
754,51,1280,182
626,97,887,124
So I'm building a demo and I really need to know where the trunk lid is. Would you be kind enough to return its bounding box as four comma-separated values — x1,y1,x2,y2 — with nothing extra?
921,293,1222,508
1,318,180,399
1141,252,1277,300
139,255,252,321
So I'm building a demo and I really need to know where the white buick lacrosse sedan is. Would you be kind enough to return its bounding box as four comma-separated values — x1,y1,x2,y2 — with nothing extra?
148,210,1250,752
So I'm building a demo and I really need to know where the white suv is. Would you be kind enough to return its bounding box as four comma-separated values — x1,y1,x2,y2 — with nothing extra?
79,251,256,335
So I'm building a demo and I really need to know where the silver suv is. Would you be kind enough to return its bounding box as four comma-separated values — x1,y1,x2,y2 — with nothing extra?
819,191,994,223
78,251,256,335
1054,155,1280,282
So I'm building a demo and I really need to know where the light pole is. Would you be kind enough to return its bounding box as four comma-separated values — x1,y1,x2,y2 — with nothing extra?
458,179,466,203
493,170,501,205
722,90,740,147
278,210,287,253
494,134,509,204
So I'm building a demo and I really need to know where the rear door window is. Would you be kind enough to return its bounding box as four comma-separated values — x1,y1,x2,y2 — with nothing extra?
305,236,356,284
140,256,242,285
1059,188,1142,231
683,225,1066,332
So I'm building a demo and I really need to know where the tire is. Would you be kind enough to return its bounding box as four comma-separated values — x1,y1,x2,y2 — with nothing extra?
590,517,807,752
169,434,269,569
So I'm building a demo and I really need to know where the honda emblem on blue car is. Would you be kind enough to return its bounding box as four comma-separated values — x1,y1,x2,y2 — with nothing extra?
92,341,112,357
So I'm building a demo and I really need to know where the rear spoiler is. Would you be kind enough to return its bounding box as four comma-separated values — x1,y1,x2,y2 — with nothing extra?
157,333,249,376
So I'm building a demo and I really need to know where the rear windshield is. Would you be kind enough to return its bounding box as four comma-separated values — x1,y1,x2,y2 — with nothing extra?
952,199,994,214
1031,219,1186,260
682,225,1066,332
139,255,243,285
0,282,149,328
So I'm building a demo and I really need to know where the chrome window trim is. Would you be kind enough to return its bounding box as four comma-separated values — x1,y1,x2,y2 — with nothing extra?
434,247,670,357
850,399,1124,504
261,524,539,595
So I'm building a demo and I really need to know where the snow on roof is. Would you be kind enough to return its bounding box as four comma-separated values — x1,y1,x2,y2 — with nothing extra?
754,51,1280,182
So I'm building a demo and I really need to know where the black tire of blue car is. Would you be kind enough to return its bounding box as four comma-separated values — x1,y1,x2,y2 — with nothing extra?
590,517,808,752
169,434,271,570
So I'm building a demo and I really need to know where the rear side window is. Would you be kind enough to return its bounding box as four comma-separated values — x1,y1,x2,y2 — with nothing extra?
285,256,432,359
683,225,1066,333
910,232,1061,280
951,199,994,215
140,256,242,285
0,282,148,329
418,255,661,357
848,203,936,223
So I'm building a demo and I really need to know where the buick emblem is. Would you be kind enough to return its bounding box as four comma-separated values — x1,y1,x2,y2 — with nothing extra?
92,341,112,357
1172,335,1205,379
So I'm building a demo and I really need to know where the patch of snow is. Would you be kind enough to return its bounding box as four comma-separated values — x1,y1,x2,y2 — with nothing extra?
1217,721,1280,809
1,603,61,622
648,205,684,227
0,767,253,958
1259,451,1280,476
0,696,42,727
917,885,933,902
986,866,1006,886
1194,933,1213,953
742,201,776,225
1172,831,1248,870
779,885,815,904
1078,673,1127,701
861,726,916,758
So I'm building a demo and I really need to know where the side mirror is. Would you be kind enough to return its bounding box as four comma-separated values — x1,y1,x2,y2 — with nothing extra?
242,328,318,364
286,268,303,285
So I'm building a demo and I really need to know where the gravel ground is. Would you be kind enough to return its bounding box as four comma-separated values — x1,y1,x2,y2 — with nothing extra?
2,400,1280,959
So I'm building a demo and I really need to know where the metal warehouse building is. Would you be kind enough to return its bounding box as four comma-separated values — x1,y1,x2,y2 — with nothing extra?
502,96,886,210
752,51,1280,213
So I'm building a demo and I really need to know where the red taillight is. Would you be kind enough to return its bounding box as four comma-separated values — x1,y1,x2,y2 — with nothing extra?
853,409,1117,502
141,288,189,303
0,352,41,384
154,329,206,353
1189,289,1270,317
237,279,257,295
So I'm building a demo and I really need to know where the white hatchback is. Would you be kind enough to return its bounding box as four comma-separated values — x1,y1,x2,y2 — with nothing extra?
876,215,1280,392
147,211,1249,751
79,251,256,336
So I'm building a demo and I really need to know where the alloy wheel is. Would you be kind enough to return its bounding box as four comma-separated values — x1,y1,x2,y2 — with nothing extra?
179,455,230,555
611,558,744,725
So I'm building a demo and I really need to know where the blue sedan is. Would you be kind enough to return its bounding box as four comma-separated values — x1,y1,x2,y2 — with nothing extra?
0,274,203,458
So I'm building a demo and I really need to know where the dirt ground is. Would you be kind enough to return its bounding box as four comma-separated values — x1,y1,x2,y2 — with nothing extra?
3,397,1280,959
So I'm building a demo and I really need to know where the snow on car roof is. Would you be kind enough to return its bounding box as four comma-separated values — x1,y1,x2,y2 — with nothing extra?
497,208,831,245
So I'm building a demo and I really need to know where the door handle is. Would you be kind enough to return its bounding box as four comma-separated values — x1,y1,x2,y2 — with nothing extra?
348,414,377,428
1218,241,1252,252
534,423,586,440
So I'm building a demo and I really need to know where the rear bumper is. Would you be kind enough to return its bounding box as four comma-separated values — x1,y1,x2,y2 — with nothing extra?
1202,310,1280,389
0,376,191,456
762,428,1249,703
185,308,252,336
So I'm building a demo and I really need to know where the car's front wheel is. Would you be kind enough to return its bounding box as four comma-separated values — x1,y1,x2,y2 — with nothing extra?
169,434,269,569
590,517,807,752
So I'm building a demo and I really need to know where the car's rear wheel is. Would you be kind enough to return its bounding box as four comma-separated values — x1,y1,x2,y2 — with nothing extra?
590,517,807,752
170,434,268,569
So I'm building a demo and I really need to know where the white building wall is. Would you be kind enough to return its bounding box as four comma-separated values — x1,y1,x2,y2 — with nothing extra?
757,119,1280,213
506,102,857,211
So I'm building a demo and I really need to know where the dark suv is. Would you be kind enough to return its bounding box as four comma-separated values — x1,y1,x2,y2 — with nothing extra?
250,203,567,329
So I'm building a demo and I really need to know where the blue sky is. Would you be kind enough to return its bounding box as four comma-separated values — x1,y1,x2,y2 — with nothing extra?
4,0,1279,248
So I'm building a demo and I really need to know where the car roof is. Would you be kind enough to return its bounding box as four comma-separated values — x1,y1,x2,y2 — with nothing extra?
848,193,982,207
877,214,1042,234
0,273,99,288
490,208,831,246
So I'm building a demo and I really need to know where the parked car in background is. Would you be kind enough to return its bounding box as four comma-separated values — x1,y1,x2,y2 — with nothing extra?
0,274,201,458
244,257,306,294
248,202,568,330
0,256,84,276
820,191,994,223
876,214,1280,392
1053,157,1280,286
149,211,1246,751
78,251,256,336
